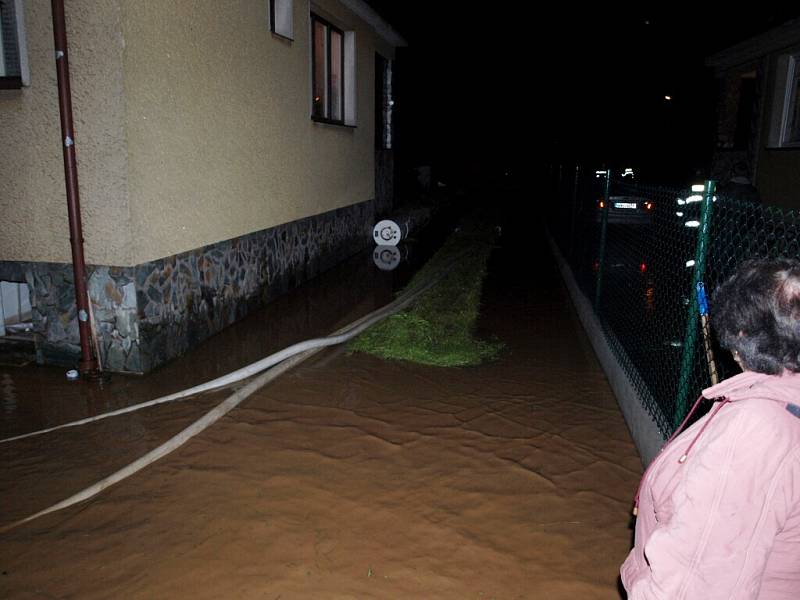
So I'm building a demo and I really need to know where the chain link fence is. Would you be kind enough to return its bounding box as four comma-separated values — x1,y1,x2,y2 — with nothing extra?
548,165,793,436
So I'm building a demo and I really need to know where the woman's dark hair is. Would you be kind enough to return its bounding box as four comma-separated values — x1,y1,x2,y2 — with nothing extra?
712,258,800,374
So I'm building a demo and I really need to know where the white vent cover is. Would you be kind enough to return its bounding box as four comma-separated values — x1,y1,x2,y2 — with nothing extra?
372,219,407,246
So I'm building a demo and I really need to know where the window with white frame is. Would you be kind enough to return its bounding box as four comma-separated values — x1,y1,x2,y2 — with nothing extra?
269,0,293,40
311,13,355,126
1,0,28,89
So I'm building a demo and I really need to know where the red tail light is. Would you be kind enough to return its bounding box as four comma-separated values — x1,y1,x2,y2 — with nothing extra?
640,262,647,273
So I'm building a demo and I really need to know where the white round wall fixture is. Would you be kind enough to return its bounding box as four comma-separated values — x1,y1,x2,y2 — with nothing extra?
373,219,407,246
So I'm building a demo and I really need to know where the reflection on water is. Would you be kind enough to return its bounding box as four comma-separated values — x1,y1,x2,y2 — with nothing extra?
645,285,655,313
0,250,403,439
2,371,16,414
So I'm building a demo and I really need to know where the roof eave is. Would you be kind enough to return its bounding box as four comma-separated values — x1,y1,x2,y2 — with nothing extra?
706,19,800,74
339,0,407,47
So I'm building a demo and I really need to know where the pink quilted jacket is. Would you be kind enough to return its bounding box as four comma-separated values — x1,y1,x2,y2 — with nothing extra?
621,370,800,599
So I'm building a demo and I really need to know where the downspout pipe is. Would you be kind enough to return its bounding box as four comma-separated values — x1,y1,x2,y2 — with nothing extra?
51,0,99,376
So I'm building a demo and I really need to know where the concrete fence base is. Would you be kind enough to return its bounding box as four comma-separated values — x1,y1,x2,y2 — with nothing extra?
548,235,666,466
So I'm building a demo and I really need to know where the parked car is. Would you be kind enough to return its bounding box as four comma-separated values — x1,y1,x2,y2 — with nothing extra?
596,195,655,225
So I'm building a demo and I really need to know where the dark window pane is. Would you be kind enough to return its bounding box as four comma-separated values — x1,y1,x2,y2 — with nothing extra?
0,0,21,78
312,20,327,119
330,30,342,121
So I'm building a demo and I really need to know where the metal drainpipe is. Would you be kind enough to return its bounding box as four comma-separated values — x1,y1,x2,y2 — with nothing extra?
51,0,99,377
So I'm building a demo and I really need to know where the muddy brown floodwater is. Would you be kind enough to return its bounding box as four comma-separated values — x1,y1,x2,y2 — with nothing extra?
0,207,643,599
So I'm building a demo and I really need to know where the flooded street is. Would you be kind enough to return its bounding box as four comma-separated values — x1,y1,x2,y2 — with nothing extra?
0,206,642,599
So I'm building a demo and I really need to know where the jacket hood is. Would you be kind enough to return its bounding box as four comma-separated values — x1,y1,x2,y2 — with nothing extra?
703,370,800,405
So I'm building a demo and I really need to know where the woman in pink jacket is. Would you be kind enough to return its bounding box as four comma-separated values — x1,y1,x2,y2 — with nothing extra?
621,258,800,599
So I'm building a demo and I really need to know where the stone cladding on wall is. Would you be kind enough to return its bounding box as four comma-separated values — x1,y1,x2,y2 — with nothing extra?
0,199,375,373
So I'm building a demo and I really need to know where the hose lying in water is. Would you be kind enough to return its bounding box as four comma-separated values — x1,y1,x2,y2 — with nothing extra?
0,251,464,446
0,250,468,533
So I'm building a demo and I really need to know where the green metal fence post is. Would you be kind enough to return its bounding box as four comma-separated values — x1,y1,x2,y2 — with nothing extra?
674,179,717,427
594,169,612,311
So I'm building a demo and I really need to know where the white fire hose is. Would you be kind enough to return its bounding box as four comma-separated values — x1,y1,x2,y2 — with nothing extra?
0,249,470,533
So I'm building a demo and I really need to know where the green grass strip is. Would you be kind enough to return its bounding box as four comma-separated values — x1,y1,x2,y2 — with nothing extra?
349,231,503,367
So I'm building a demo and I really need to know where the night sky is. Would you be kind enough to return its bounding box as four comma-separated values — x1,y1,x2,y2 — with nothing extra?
365,4,800,188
